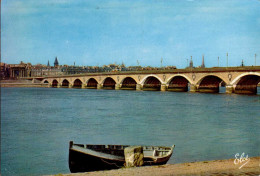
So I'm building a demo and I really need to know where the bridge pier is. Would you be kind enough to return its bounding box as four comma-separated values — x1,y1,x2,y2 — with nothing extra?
57,83,62,88
115,83,121,90
160,84,167,91
190,84,198,92
81,83,87,89
225,85,234,94
68,83,73,88
97,83,103,89
136,84,142,91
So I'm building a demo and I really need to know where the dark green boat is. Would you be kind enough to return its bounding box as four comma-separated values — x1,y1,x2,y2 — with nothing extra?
69,141,175,173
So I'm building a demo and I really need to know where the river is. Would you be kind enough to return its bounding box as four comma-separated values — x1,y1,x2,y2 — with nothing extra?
1,87,260,175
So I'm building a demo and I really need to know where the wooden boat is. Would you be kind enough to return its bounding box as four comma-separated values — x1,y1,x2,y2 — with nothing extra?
69,141,175,173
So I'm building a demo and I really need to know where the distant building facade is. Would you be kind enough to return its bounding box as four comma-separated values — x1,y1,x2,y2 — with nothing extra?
0,62,28,79
0,62,8,79
1,57,177,79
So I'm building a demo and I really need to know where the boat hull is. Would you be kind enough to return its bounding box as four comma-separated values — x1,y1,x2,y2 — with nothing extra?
69,149,124,173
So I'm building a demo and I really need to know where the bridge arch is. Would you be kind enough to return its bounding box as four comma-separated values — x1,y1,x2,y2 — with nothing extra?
71,78,84,84
103,77,116,89
231,73,260,94
167,75,191,92
197,75,226,93
140,75,163,85
86,78,98,89
73,79,82,88
231,72,260,85
142,75,162,91
52,79,58,88
42,79,49,84
166,74,192,85
61,79,70,87
121,77,137,90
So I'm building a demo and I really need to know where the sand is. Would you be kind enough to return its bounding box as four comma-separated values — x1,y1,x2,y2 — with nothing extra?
48,156,260,176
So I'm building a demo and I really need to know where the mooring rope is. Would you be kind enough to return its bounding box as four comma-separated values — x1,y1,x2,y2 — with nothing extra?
100,158,122,168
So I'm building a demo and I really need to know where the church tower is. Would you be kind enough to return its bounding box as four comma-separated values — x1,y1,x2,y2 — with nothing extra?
201,55,205,68
54,57,59,67
47,60,50,67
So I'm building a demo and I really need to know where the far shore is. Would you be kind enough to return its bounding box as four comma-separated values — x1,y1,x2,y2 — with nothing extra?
0,83,48,88
46,156,260,176
0,79,48,88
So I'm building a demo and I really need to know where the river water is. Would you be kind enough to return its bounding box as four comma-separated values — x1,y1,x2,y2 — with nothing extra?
1,87,260,176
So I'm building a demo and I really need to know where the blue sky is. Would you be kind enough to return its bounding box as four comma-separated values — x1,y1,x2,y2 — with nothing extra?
2,0,260,68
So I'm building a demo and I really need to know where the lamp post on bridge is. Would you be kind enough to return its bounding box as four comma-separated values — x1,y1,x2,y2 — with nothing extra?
226,52,228,67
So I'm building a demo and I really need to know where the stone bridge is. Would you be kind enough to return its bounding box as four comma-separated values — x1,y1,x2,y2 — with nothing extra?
36,67,260,94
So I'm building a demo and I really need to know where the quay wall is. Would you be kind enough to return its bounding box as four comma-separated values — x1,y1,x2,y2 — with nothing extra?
0,80,48,88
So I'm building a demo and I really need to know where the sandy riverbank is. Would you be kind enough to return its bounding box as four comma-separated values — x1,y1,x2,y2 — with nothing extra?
47,156,260,176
